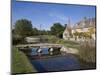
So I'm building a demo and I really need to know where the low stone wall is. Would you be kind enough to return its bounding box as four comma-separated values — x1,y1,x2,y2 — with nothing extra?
60,46,79,55
25,37,40,43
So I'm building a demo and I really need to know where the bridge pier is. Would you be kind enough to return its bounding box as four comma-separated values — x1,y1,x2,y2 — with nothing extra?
17,44,62,56
37,48,42,56
48,48,53,55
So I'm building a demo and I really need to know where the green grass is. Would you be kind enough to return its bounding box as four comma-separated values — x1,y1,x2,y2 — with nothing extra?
57,39,80,49
12,47,37,74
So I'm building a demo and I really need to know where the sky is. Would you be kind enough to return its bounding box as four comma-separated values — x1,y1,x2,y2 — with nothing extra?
12,0,96,30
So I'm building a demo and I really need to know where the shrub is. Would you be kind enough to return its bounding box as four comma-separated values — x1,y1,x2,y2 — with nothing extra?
12,35,26,45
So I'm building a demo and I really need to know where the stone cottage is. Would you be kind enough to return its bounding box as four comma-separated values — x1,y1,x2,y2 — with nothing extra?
63,17,96,41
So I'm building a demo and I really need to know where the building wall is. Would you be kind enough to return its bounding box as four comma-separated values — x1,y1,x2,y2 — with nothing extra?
63,30,69,40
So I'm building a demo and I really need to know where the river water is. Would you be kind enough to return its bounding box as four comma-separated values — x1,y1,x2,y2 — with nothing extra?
31,48,49,55
30,48,80,72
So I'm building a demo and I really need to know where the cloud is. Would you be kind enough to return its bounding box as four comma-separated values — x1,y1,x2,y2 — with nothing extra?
48,12,67,21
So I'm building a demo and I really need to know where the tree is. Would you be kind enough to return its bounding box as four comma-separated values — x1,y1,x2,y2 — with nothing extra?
73,31,79,40
14,19,33,37
50,23,65,38
32,28,39,35
88,27,95,35
83,32,92,39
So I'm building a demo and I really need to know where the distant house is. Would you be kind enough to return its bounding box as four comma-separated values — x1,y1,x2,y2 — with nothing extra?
63,17,96,41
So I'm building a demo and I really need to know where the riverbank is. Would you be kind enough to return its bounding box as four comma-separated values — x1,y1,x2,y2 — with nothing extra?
57,39,96,69
12,47,37,74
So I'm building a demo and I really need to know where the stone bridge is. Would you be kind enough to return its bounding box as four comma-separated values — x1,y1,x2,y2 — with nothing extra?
15,43,62,49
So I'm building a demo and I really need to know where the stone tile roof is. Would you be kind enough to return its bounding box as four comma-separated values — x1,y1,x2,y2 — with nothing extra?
73,18,96,29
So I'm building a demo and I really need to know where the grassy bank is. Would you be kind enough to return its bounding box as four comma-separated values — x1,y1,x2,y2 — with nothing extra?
78,56,96,70
69,40,96,69
12,47,37,74
57,39,96,69
57,39,80,49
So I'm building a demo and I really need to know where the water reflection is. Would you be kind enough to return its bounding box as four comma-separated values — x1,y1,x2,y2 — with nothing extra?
31,54,80,72
31,48,38,55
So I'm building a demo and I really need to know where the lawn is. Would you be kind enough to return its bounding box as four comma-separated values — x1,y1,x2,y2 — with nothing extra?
57,39,80,49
